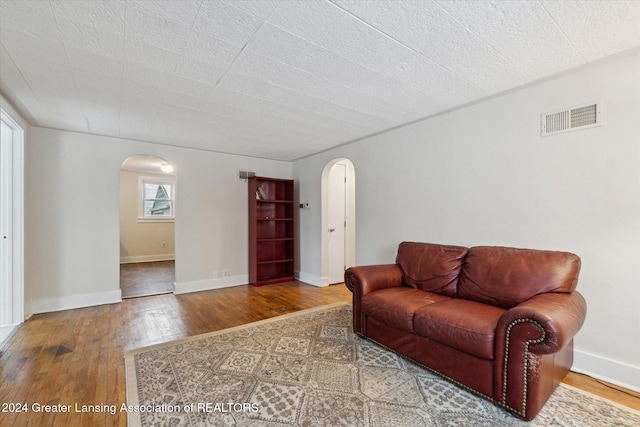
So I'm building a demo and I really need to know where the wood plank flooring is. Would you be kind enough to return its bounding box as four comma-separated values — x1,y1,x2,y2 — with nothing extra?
120,261,175,298
1,281,638,427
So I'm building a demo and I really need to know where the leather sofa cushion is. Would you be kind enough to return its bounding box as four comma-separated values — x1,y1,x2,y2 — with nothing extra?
458,246,581,309
414,299,505,360
362,287,450,332
396,242,468,297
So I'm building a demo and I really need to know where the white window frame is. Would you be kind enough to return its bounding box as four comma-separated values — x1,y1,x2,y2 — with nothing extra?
138,176,175,223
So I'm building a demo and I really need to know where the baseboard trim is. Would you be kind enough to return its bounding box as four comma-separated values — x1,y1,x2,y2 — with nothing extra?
31,289,122,314
120,254,175,264
24,299,33,321
174,275,248,295
295,271,325,287
573,349,640,393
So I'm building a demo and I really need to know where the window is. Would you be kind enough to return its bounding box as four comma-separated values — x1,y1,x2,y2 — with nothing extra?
138,176,175,222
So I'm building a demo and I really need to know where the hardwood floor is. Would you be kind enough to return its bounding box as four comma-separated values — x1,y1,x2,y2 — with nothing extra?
0,281,351,426
564,370,640,410
120,261,175,298
1,281,638,426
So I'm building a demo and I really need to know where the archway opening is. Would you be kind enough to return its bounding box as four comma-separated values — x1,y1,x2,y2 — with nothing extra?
321,158,355,286
119,155,176,298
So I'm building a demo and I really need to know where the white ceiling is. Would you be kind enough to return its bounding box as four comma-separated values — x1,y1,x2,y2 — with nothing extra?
1,1,639,161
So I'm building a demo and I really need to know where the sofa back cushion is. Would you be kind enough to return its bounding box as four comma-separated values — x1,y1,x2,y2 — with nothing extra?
458,246,581,309
396,242,468,297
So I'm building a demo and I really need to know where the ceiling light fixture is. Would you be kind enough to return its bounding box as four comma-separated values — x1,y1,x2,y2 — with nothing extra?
160,163,174,173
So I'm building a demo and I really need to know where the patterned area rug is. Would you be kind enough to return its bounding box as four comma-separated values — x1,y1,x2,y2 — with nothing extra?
125,303,640,426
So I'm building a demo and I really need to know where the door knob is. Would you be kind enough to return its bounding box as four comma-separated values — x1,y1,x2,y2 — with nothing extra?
328,228,335,232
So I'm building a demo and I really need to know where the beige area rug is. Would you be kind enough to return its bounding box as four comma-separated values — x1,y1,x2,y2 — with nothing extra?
125,303,640,426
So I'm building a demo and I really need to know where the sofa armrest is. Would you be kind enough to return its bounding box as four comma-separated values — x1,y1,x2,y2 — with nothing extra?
493,291,586,418
496,291,587,355
344,264,403,296
344,264,403,335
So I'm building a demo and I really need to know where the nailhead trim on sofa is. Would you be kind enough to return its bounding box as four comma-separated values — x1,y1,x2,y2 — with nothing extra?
501,318,546,417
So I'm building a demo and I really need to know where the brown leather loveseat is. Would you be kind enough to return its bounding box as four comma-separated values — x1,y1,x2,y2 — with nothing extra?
345,242,587,420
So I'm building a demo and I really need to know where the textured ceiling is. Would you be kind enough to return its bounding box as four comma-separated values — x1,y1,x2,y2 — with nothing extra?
1,1,639,161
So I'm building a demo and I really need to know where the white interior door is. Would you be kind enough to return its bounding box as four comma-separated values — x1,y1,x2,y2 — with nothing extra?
327,163,346,284
0,110,24,332
1,119,13,326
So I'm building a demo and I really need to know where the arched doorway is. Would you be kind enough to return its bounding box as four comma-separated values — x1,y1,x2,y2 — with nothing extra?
321,158,355,285
119,155,176,298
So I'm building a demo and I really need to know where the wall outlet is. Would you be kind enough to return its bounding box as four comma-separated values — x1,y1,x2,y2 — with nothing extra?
222,269,229,278
161,241,166,248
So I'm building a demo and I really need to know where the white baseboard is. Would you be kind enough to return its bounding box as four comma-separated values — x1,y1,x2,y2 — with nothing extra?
295,271,325,287
174,275,248,295
24,299,33,320
573,349,640,393
120,254,175,264
31,289,122,314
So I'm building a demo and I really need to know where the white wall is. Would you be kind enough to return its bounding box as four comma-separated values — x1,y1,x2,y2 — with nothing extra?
27,127,291,311
293,51,640,390
119,170,175,263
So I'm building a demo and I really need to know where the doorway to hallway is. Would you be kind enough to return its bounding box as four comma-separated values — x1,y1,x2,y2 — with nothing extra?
120,155,176,298
321,158,356,286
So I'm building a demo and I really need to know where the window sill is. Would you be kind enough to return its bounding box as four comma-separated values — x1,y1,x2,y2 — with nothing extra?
137,217,175,223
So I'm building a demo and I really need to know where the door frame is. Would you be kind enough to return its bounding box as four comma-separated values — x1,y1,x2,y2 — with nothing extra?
0,108,25,327
320,158,355,286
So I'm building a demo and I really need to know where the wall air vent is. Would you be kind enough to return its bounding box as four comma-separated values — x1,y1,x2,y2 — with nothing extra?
541,102,601,137
239,171,255,180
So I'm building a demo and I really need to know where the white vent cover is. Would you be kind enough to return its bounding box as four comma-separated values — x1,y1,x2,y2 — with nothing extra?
541,102,601,137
